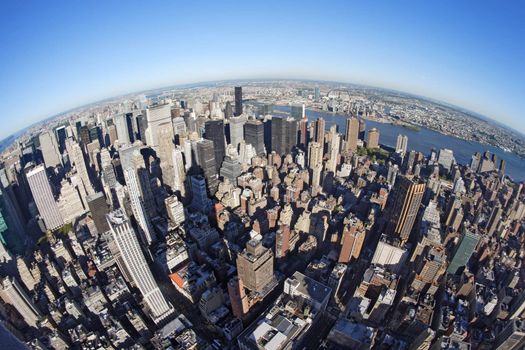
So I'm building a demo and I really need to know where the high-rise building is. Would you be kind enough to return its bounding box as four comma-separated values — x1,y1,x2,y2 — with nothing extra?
157,123,176,190
39,131,62,169
344,116,359,152
298,116,308,150
485,205,502,236
447,229,480,274
358,119,366,140
224,101,233,120
396,134,408,154
326,125,340,173
0,186,26,255
229,115,247,149
234,87,242,116
172,147,186,197
236,239,274,293
271,116,297,155
107,209,174,324
86,192,110,234
308,141,323,169
220,156,242,185
338,218,365,263
124,167,154,245
366,128,380,149
0,277,42,327
189,175,212,214
438,148,454,171
114,114,131,145
244,120,265,155
314,118,325,145
204,120,226,171
493,319,525,350
26,164,63,231
384,175,425,243
291,104,305,120
55,125,67,154
196,139,219,195
65,138,94,195
165,195,185,226
145,103,171,150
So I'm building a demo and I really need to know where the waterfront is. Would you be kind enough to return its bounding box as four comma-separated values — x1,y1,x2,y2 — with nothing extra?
275,106,525,182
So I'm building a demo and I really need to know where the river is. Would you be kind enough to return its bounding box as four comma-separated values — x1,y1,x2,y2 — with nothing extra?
274,106,525,182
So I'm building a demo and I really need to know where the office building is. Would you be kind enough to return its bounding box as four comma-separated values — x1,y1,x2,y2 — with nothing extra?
244,120,265,155
447,229,481,274
234,86,242,116
345,116,359,152
384,175,425,243
189,175,213,214
229,115,247,149
396,134,408,154
145,103,171,150
204,120,226,171
327,125,340,173
26,164,63,231
107,209,174,324
0,277,42,327
271,116,297,155
165,195,185,226
314,117,325,145
54,125,67,154
157,123,176,190
236,239,274,293
493,319,525,350
291,104,305,120
65,138,94,195
224,101,233,119
196,139,219,195
0,186,26,254
86,192,110,234
39,131,62,168
438,148,455,171
220,156,242,185
367,128,380,149
114,114,131,145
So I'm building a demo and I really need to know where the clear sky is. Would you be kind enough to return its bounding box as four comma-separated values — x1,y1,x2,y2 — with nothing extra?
1,0,524,140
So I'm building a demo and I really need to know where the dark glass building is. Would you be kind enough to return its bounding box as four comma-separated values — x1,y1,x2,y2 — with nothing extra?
234,86,242,116
204,120,226,171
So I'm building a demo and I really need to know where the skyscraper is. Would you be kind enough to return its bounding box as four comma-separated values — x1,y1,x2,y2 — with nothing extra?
0,277,42,327
107,209,174,324
308,142,323,169
291,104,305,120
157,123,176,190
244,120,265,155
54,125,67,154
446,229,480,274
326,125,340,173
26,164,63,231
384,175,425,243
65,138,94,195
124,167,154,245
0,185,26,255
344,116,359,152
236,239,274,293
229,115,247,149
396,134,408,154
234,86,242,116
86,192,110,234
145,103,171,150
366,128,380,149
298,115,308,150
271,116,297,155
314,118,325,145
224,101,233,119
204,120,226,171
39,131,62,169
196,139,219,195
114,114,131,145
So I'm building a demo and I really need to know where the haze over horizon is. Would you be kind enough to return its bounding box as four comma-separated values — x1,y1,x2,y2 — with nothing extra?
1,0,524,140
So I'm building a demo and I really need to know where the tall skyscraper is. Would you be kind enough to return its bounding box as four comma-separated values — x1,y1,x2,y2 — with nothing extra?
291,104,305,120
298,115,308,150
396,134,408,154
157,123,176,190
107,209,174,324
26,164,63,231
438,148,455,171
314,118,325,145
204,120,226,171
344,116,359,152
236,239,274,293
224,101,233,120
124,167,154,245
145,103,171,150
0,277,42,327
39,131,62,169
0,185,26,255
327,125,340,173
244,120,265,155
196,139,219,195
65,138,94,195
114,114,131,145
308,142,323,169
189,175,212,214
54,125,67,154
384,175,425,243
86,192,110,234
446,229,481,274
271,116,297,155
234,86,242,116
366,128,380,149
229,115,247,149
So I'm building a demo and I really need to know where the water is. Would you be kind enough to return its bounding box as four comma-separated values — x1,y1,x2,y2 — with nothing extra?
274,106,525,182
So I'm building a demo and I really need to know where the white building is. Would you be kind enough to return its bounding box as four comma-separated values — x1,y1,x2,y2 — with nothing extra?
107,209,175,324
165,195,185,226
145,103,172,150
39,131,62,168
26,164,64,231
229,115,247,149
371,239,409,273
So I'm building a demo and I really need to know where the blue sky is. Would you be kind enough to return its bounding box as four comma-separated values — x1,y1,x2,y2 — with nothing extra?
0,0,524,140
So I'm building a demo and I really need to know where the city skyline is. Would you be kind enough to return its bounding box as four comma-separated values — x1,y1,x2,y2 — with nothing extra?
1,1,525,140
